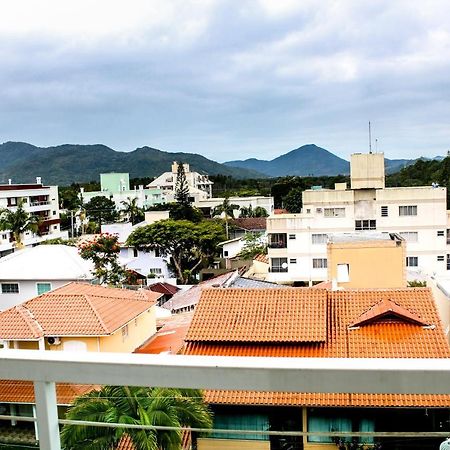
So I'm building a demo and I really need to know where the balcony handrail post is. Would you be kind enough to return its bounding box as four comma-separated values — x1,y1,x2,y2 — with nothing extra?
34,381,61,450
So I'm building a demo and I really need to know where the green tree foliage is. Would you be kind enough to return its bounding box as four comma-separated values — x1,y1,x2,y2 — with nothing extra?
78,234,125,285
126,219,225,283
121,197,144,225
60,385,212,450
84,196,118,228
0,201,40,248
174,162,190,206
238,233,267,260
282,187,303,213
239,205,269,218
212,197,240,239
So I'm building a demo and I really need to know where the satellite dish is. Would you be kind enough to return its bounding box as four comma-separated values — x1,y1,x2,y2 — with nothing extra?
440,438,450,450
281,262,288,269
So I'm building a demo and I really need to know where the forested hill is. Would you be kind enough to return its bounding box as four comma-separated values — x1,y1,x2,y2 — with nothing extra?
0,142,265,185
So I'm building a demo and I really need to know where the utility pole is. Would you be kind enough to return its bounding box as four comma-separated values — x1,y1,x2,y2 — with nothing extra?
70,211,74,238
369,121,372,154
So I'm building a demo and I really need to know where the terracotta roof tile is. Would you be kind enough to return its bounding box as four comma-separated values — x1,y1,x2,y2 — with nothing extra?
115,434,135,450
148,282,180,296
253,253,269,264
186,288,327,343
0,380,96,405
184,287,450,408
231,218,267,231
0,282,160,339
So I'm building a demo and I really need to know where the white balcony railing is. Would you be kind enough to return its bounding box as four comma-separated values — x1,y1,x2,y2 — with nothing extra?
1,351,450,450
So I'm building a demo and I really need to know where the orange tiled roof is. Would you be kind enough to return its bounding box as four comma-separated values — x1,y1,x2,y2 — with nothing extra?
185,288,327,343
0,380,96,405
253,253,269,264
115,434,135,450
184,287,450,408
0,282,160,339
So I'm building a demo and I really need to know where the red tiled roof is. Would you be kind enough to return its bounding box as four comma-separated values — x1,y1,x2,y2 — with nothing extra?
149,282,180,296
0,381,96,405
115,434,135,450
231,218,267,231
0,282,160,339
185,288,327,343
253,253,269,264
184,287,450,407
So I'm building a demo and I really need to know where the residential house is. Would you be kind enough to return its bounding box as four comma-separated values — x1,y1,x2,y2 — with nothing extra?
229,217,267,239
267,152,449,284
0,178,67,257
0,245,94,310
184,287,450,450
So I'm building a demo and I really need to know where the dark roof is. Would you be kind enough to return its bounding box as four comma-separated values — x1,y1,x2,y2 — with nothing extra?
231,218,267,231
148,282,180,296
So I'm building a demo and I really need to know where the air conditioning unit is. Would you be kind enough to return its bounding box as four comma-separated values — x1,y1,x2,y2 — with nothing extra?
46,337,61,346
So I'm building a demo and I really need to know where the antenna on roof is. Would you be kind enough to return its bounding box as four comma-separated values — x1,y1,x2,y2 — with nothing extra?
368,121,372,154
375,138,378,153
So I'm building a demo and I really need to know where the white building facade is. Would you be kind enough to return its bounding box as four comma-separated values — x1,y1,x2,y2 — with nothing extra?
0,179,67,257
267,153,449,284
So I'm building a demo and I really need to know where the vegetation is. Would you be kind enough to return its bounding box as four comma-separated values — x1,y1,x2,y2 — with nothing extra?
212,197,240,239
0,201,40,248
282,187,303,213
239,205,268,218
84,196,118,229
174,162,190,206
60,385,212,450
126,219,225,284
121,197,145,225
238,233,267,260
78,234,125,284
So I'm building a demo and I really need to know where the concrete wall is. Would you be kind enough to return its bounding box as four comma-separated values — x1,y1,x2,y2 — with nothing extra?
350,153,385,189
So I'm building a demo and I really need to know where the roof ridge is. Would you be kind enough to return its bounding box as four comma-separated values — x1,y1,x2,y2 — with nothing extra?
82,294,110,334
16,305,44,338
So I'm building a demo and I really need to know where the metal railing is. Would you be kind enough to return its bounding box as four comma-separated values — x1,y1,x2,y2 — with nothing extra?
1,351,450,450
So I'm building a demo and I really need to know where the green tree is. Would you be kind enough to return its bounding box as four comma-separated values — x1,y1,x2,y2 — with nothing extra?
239,205,269,218
238,232,267,260
78,234,125,285
61,385,212,450
0,201,40,248
174,162,190,206
282,187,303,213
126,219,225,283
121,197,144,225
212,197,240,239
84,196,118,228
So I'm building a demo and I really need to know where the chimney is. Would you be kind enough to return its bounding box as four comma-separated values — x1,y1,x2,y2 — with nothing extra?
36,176,42,185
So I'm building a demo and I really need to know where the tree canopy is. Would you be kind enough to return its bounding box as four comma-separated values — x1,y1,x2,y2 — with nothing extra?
84,196,118,227
0,201,39,248
174,161,190,206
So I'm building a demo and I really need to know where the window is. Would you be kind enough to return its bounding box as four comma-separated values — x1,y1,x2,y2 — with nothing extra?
122,324,129,341
313,258,327,269
289,258,297,264
399,205,417,216
53,225,58,230
355,220,376,230
133,248,138,257
52,211,56,215
270,258,288,273
36,283,51,295
1,283,19,294
381,205,388,217
1,234,7,240
312,233,328,244
268,233,287,248
437,230,445,237
399,231,418,242
306,209,311,213
149,268,162,274
337,264,350,282
288,234,296,240
224,250,229,257
324,208,345,218
406,256,418,267
447,254,450,271
437,255,445,262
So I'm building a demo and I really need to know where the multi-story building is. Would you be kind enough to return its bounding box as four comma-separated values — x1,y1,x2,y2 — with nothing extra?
147,162,213,202
267,153,448,284
81,172,165,210
0,178,67,257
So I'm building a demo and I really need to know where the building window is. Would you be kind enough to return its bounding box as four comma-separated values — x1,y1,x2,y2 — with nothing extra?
52,211,57,215
447,255,450,271
289,258,297,264
381,206,388,217
53,225,58,230
288,234,296,240
355,220,376,231
1,234,7,240
122,324,129,341
312,233,328,244
149,268,162,275
36,283,52,295
270,258,288,273
133,248,138,257
224,250,229,257
324,208,345,218
437,230,445,237
1,283,19,294
437,255,445,262
399,205,417,216
399,231,418,242
406,256,418,267
268,233,287,248
313,258,327,269
306,209,311,213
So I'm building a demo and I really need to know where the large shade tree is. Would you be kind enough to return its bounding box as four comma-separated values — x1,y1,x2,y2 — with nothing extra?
0,201,40,248
84,196,118,229
61,385,213,450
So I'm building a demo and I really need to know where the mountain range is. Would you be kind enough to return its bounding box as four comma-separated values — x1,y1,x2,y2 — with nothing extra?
0,141,442,185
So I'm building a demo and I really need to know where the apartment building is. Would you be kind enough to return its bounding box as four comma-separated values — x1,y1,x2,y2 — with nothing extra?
267,153,448,284
0,178,67,257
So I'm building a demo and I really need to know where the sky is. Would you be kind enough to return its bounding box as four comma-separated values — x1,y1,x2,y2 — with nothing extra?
0,0,449,162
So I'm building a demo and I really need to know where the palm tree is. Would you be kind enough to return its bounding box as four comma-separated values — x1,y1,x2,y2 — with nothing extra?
121,197,144,225
0,201,40,248
60,385,213,450
212,197,239,239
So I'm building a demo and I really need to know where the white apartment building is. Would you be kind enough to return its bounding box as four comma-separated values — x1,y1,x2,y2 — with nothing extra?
0,178,67,257
267,153,449,284
147,162,213,202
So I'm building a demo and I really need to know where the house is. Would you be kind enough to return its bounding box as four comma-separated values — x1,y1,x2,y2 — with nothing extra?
219,237,245,259
0,282,161,352
0,245,94,310
81,172,165,211
147,281,180,305
267,152,449,284
147,162,213,202
184,287,450,450
0,178,67,257
229,217,267,239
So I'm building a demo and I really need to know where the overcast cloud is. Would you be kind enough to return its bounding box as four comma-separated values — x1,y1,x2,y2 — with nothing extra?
0,0,449,161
